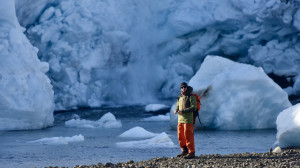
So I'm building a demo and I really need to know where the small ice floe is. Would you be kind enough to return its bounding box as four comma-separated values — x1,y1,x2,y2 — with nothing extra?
29,134,84,145
141,113,170,121
276,103,300,148
145,104,170,114
119,126,157,138
65,112,122,128
116,132,176,148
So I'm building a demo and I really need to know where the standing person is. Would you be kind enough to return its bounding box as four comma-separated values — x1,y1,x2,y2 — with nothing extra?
174,82,197,159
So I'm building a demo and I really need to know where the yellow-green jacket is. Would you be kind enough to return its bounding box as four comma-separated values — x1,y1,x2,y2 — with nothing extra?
176,87,197,124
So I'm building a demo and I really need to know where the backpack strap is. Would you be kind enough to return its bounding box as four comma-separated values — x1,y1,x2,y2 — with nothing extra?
186,94,192,108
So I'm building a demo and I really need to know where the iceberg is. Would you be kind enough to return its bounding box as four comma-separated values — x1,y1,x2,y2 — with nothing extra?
276,103,300,148
29,134,84,145
170,56,292,130
116,132,176,148
0,0,54,130
65,112,122,129
119,126,157,138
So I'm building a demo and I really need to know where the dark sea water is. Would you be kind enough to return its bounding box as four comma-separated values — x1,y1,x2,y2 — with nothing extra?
0,106,277,168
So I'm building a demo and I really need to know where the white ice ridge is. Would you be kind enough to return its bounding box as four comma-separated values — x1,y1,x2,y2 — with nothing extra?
145,104,170,112
141,113,170,122
276,103,300,148
119,126,157,138
170,56,292,130
0,0,54,130
29,134,84,145
65,112,122,128
116,132,176,148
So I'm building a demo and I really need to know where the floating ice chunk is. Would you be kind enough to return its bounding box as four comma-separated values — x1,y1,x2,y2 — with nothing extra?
145,104,170,112
98,112,122,128
65,118,97,128
29,134,84,145
65,112,122,128
116,132,176,148
276,103,300,148
142,113,170,121
171,56,292,130
119,126,157,138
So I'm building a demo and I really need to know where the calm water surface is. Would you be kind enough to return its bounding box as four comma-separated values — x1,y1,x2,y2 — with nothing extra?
0,106,277,168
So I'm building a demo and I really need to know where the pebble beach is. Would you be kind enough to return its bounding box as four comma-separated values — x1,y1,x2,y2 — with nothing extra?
45,148,300,168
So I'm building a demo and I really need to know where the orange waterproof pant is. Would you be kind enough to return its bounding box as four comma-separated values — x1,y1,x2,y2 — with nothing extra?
177,123,195,154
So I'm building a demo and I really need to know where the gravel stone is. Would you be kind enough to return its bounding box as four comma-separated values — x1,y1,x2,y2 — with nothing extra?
46,148,300,168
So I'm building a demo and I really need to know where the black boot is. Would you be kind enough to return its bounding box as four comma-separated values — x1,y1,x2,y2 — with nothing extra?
183,153,195,159
176,146,188,157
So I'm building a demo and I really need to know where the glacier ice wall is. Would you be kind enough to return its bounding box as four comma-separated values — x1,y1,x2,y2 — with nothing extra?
170,56,292,130
0,0,54,130
14,0,300,110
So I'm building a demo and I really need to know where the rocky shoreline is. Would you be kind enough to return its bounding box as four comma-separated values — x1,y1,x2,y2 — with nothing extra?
46,148,300,168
